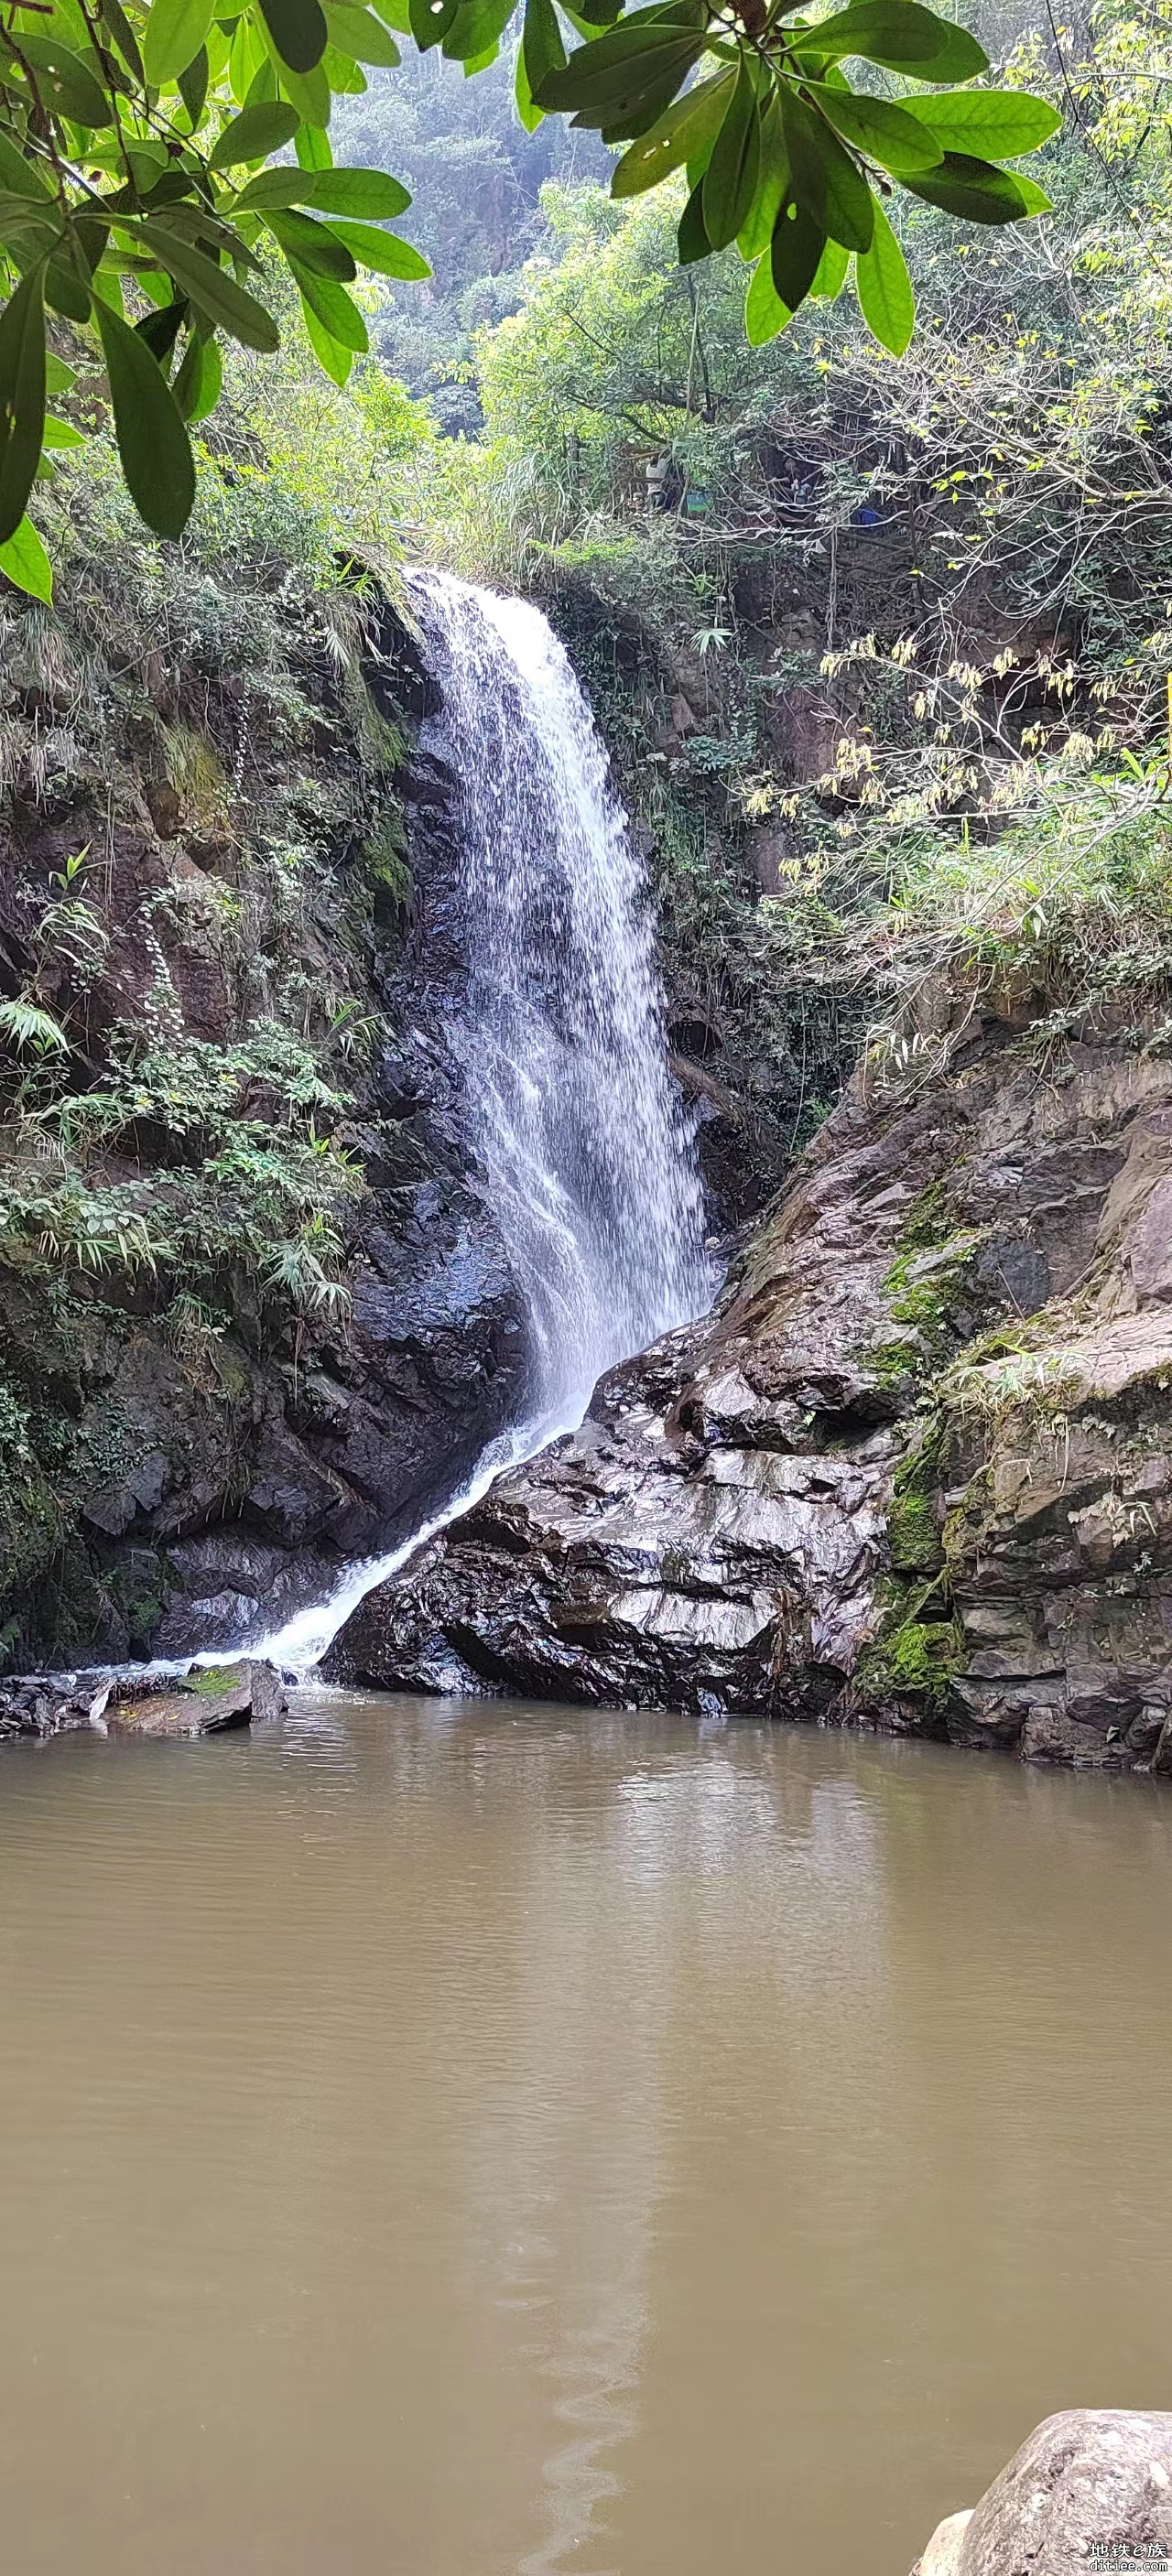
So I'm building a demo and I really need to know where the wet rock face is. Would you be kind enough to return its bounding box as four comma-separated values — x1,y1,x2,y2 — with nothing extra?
330,1022,1172,1774
911,2411,1172,2576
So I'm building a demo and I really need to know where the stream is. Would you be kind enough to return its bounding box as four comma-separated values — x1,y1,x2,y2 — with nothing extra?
3,1692,1171,2576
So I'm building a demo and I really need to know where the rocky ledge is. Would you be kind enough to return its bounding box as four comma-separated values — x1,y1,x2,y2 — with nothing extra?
0,1657,287,1743
912,2410,1172,2574
327,1004,1172,1774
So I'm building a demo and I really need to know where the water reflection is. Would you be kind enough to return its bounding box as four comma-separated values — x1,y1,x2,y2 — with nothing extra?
0,1699,1169,2576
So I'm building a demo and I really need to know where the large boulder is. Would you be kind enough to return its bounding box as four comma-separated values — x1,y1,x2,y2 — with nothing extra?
911,2411,1172,2575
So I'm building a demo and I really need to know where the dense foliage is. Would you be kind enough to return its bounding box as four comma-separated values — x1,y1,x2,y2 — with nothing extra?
0,0,1057,586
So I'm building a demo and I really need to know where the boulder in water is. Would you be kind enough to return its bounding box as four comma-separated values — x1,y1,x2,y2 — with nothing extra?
909,2412,1172,2575
0,1660,286,1743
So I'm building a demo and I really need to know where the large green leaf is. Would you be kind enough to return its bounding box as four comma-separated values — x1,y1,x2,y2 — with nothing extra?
323,2,401,59
780,83,874,252
300,165,411,212
808,233,849,298
441,0,515,60
612,70,733,198
522,0,564,98
536,3,707,120
328,218,430,275
854,189,914,351
177,42,210,124
172,329,222,420
93,293,195,536
409,0,461,51
0,264,45,547
299,287,353,381
736,93,787,256
677,174,711,264
904,87,1061,155
208,99,299,160
903,148,1038,222
140,219,282,344
255,0,329,70
801,0,989,81
98,0,145,83
266,207,357,275
515,40,543,130
288,261,368,348
701,54,761,252
142,0,216,84
295,115,333,164
745,251,790,345
0,133,54,200
0,513,52,602
813,81,942,170
16,32,115,122
770,196,825,309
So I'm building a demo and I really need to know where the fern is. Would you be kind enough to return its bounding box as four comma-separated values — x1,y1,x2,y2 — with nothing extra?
0,998,69,1058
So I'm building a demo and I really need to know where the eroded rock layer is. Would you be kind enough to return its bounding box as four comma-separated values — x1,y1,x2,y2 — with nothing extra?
328,1007,1172,1773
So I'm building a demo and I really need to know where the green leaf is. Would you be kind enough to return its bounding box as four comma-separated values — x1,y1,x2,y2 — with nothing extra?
45,353,75,395
770,195,825,309
301,165,411,212
135,294,189,361
745,250,790,344
780,81,874,252
522,0,563,97
677,175,711,264
515,38,543,126
93,293,195,537
902,86,1060,155
1009,172,1052,212
173,328,222,419
409,0,461,50
142,0,216,84
0,265,46,548
255,0,329,70
288,261,367,349
41,414,85,448
0,133,53,200
812,81,942,171
139,219,281,345
613,70,733,198
295,118,333,165
535,2,707,121
271,47,331,120
442,0,515,60
701,55,761,251
328,218,429,275
299,287,353,380
16,32,115,123
323,1,400,56
98,0,146,82
808,233,849,298
266,207,356,276
736,92,787,255
0,515,49,600
45,258,91,324
902,148,1039,222
854,189,913,350
208,98,299,159
177,42,210,123
802,0,988,80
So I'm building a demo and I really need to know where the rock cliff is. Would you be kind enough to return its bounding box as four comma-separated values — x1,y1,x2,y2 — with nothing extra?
328,1000,1172,1774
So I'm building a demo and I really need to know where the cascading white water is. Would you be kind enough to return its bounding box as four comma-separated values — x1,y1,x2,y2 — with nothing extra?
259,571,714,1667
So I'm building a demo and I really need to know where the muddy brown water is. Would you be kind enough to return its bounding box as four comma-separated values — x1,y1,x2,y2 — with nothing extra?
2,1693,1170,2576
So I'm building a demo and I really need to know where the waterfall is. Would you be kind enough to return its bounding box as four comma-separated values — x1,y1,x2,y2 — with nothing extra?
259,572,714,1668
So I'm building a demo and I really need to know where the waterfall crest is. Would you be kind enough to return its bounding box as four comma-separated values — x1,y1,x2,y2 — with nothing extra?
261,570,714,1665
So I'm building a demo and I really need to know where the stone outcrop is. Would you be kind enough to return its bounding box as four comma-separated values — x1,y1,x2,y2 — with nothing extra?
911,2411,1172,2574
327,1012,1172,1773
0,1657,287,1743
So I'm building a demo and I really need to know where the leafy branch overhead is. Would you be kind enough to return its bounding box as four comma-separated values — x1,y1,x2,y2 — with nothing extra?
0,0,1058,575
